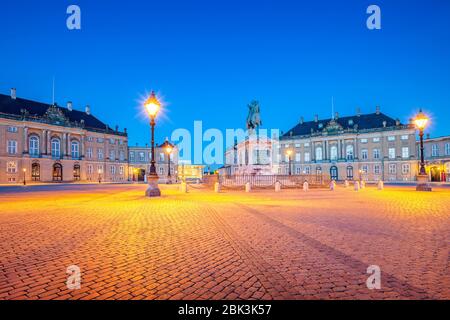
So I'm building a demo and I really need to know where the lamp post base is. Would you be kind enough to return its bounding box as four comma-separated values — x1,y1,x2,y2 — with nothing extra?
145,174,161,197
416,174,432,192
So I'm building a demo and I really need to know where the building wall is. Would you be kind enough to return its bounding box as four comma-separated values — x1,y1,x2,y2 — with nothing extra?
0,118,128,183
422,136,450,182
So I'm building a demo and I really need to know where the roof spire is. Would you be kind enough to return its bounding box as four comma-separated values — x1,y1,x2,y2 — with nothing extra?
331,96,335,119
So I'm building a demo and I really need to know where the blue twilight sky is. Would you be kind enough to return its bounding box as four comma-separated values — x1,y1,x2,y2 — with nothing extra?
1,0,449,150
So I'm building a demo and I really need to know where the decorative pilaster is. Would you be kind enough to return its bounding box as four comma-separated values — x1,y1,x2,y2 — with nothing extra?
23,127,29,154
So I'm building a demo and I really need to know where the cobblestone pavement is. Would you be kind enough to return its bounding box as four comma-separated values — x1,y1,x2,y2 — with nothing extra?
0,184,448,300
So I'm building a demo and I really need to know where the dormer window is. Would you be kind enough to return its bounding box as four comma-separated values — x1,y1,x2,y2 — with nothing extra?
348,119,354,126
318,123,323,129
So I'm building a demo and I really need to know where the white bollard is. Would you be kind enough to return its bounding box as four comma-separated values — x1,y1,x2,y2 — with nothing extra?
377,180,384,190
275,181,281,192
180,182,188,193
344,179,349,188
245,182,251,193
354,181,360,191
214,182,221,193
303,181,309,192
330,180,336,191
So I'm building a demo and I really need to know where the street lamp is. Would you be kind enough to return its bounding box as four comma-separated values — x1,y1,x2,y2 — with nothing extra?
160,138,174,183
414,109,431,191
285,149,293,175
23,168,26,186
144,91,161,197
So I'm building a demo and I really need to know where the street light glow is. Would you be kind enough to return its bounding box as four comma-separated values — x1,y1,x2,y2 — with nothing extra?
144,91,161,118
414,110,429,130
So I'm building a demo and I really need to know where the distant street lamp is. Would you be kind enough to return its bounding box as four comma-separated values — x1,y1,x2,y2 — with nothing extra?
144,91,161,197
23,168,26,186
414,109,431,191
161,138,174,183
285,149,293,175
359,169,363,182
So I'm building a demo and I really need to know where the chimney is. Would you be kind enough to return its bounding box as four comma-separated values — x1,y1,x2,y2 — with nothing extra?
300,117,304,124
395,118,400,126
334,112,339,120
356,107,361,117
314,114,319,122
383,121,387,128
115,125,119,132
85,105,91,115
11,88,16,100
124,128,127,134
375,106,381,115
67,101,73,111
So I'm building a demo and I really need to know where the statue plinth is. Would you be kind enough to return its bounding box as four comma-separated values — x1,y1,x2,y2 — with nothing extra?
416,174,432,192
145,174,161,197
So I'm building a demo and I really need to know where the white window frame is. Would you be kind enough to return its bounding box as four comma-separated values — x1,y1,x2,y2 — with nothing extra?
388,148,396,159
29,136,39,156
7,161,17,173
7,140,18,154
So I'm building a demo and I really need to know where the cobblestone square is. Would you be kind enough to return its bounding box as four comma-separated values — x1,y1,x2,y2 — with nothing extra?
0,184,448,300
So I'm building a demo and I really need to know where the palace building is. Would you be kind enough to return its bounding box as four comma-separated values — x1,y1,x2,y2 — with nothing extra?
422,135,450,182
222,106,420,182
0,89,129,183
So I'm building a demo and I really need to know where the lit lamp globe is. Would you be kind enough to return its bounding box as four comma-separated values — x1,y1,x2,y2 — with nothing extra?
144,91,161,119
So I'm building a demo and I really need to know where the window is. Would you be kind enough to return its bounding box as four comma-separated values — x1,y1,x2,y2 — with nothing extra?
119,140,123,145
98,148,104,160
402,147,409,159
295,153,301,162
446,143,450,156
7,126,18,133
374,165,381,174
87,136,93,142
109,150,115,160
373,137,380,143
97,138,104,143
159,153,165,162
362,165,369,174
348,119,354,126
86,148,93,159
361,149,368,160
304,143,310,148
159,167,164,175
119,151,125,161
98,165,104,174
388,136,396,142
304,166,311,174
315,147,323,161
29,136,40,156
316,166,322,176
110,138,115,144
110,166,116,175
402,164,410,174
295,167,301,174
87,164,93,174
119,166,124,175
330,146,338,161
284,154,290,162
294,143,301,148
51,138,61,158
388,148,396,159
346,166,354,179
71,141,79,159
139,152,145,162
360,138,368,144
431,145,439,157
129,151,135,161
401,135,409,140
389,164,397,174
346,145,354,160
304,152,310,162
7,140,17,154
373,149,380,159
7,161,17,173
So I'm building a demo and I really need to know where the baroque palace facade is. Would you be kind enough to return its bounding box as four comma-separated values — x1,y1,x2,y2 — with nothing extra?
222,107,419,182
0,89,128,183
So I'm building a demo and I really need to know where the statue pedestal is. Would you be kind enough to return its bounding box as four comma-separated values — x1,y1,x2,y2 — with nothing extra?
416,174,432,192
145,174,161,197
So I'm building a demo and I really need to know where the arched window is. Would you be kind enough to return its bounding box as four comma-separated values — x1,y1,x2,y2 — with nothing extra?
71,141,80,159
51,138,61,158
29,136,39,156
73,164,81,181
315,147,323,161
53,163,63,181
31,163,40,181
330,146,338,161
346,145,354,160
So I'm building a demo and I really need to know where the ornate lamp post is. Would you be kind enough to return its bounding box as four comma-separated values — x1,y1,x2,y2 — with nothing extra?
414,109,431,191
285,149,293,175
23,168,26,186
161,138,174,183
144,91,161,197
